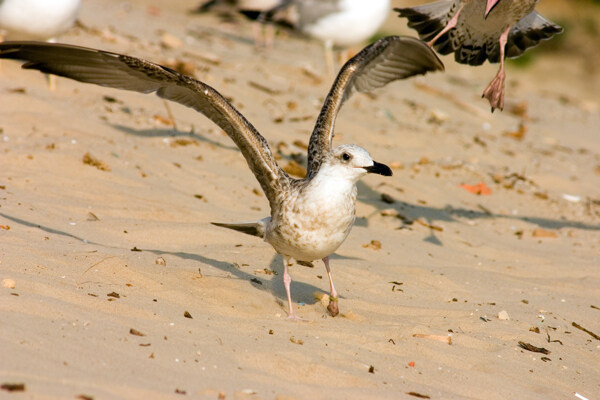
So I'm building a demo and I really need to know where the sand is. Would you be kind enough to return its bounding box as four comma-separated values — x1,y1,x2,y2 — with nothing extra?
1,0,599,399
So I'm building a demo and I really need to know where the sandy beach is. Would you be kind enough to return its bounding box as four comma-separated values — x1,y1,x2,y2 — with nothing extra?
1,0,599,399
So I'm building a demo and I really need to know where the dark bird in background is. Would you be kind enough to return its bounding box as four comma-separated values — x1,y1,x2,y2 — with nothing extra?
193,0,282,48
396,0,563,111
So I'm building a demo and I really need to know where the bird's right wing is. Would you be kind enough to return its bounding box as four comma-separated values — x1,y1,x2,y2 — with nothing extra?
504,11,563,61
306,36,444,178
0,41,287,208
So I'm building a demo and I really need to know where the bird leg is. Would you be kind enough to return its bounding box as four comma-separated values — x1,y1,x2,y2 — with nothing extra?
252,22,275,49
482,25,510,112
0,33,4,74
162,99,178,130
323,39,335,76
426,2,466,47
322,256,339,317
283,256,303,321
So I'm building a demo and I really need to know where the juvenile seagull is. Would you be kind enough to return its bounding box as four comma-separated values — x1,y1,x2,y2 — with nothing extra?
395,0,562,111
0,36,443,319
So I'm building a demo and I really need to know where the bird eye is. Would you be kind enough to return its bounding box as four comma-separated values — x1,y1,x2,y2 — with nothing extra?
342,153,351,161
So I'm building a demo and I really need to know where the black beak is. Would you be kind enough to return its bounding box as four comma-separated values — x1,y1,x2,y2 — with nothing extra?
365,161,392,176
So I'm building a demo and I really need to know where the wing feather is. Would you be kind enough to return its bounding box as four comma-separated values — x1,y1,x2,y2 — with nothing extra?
0,41,286,207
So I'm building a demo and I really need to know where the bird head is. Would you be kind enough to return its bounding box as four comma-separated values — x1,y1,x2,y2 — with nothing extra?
320,144,392,182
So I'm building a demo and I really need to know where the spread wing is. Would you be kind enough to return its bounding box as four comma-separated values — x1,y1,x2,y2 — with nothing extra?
0,41,287,208
503,11,563,61
306,36,444,178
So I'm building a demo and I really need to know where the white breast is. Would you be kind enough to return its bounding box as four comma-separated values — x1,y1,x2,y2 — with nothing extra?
265,175,358,262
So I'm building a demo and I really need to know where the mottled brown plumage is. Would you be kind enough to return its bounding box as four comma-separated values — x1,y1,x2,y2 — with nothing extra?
396,0,562,111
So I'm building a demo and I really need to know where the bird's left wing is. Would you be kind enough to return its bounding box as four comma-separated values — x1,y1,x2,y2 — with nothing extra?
306,36,444,178
0,41,288,208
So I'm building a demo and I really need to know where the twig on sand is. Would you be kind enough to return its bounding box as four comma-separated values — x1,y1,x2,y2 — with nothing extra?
571,322,600,340
414,81,490,119
413,333,452,345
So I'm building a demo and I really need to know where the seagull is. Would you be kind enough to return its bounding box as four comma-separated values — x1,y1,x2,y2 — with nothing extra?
395,0,562,111
0,36,443,319
0,0,81,41
261,0,391,73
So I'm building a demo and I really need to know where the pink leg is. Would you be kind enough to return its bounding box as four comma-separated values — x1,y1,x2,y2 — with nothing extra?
482,26,510,112
283,257,303,321
426,3,466,47
323,257,339,317
252,22,263,48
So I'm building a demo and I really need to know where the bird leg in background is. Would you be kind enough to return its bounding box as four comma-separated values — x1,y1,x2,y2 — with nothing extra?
46,74,57,91
323,256,339,317
162,99,178,131
0,33,3,74
323,39,334,76
482,25,509,112
426,2,466,47
252,21,275,49
45,39,59,91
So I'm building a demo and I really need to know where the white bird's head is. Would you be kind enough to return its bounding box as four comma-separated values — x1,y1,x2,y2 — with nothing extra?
320,144,392,182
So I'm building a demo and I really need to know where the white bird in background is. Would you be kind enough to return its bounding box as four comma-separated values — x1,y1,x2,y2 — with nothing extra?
0,0,81,41
396,0,562,111
0,0,81,89
0,36,443,320
260,0,391,73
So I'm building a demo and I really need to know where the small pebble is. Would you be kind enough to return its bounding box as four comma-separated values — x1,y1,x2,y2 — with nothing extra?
2,278,15,289
498,310,510,320
155,256,167,266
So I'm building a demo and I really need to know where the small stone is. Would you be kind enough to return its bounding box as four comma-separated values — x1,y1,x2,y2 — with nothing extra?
2,278,15,289
532,229,558,238
381,193,395,204
380,208,398,217
498,310,510,320
161,32,183,49
362,240,382,250
429,109,448,124
155,256,167,266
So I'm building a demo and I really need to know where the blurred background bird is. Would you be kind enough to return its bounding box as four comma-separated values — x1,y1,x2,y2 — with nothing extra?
395,0,562,111
0,0,80,41
196,0,390,74
0,0,81,89
194,0,281,48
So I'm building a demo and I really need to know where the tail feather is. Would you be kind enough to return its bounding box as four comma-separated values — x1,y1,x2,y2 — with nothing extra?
211,218,269,239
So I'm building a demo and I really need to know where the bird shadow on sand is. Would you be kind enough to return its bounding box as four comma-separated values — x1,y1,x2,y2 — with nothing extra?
110,123,240,153
142,248,358,307
0,211,341,310
356,180,600,247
